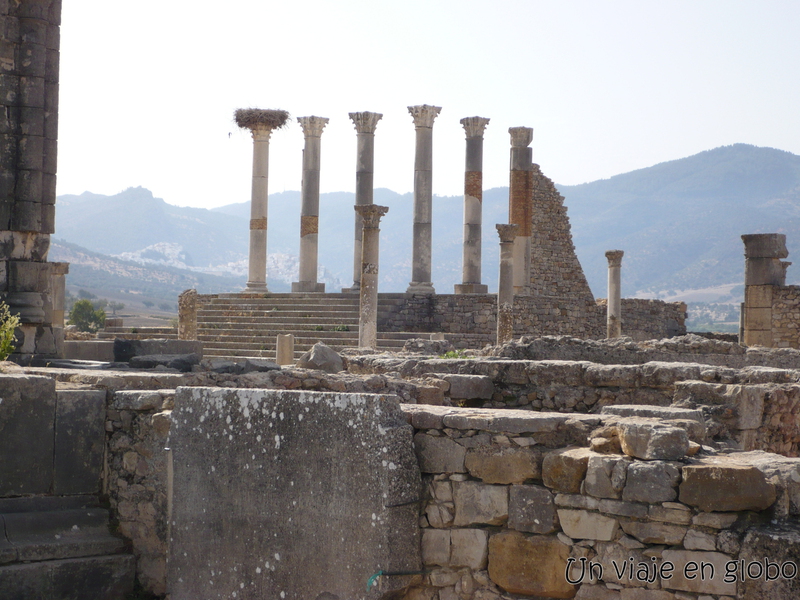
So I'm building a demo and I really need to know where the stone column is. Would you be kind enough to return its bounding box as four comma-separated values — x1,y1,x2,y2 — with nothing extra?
345,111,382,292
276,333,294,366
508,127,534,295
292,116,329,293
357,205,389,348
177,289,198,341
235,108,289,292
50,262,69,328
406,104,441,295
455,117,490,294
496,224,519,345
605,250,624,338
741,233,790,347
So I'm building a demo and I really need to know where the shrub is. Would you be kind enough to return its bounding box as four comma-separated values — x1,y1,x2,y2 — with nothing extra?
0,301,20,360
68,299,106,332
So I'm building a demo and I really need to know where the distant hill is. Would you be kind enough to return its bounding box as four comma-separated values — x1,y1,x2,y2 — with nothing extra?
54,144,800,302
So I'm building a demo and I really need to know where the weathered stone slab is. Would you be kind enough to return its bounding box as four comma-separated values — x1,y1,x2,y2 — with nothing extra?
739,524,800,600
618,418,689,460
114,338,202,362
414,433,467,473
129,353,200,372
509,484,558,534
452,481,508,526
622,461,681,503
168,388,421,600
0,375,56,496
660,549,736,596
296,341,345,373
488,531,575,598
53,389,105,495
449,528,488,569
585,454,629,499
465,446,540,484
619,520,687,545
542,447,594,493
680,462,776,511
442,374,494,399
557,509,619,541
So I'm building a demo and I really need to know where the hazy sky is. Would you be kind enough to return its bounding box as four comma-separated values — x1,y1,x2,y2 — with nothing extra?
56,0,800,209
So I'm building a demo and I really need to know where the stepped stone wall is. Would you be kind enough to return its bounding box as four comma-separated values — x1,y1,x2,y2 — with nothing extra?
1,0,63,359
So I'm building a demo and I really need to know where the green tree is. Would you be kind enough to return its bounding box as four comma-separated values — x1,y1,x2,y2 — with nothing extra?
0,301,20,360
68,299,106,332
108,301,124,315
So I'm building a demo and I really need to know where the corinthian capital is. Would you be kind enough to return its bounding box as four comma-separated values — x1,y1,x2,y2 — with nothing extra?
605,249,624,268
509,126,533,148
496,223,520,243
460,116,490,138
297,116,329,138
355,204,389,228
349,111,383,134
408,104,442,128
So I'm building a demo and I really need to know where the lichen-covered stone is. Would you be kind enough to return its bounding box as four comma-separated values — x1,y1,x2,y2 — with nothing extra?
508,484,558,534
622,461,681,503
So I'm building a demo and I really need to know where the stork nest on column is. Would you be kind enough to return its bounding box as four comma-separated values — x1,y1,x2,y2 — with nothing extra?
234,108,290,130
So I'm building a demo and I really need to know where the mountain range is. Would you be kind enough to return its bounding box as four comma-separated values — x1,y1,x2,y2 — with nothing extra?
54,144,800,305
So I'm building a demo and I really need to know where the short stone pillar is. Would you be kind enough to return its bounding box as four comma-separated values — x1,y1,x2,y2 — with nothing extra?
741,233,791,347
455,117,490,294
345,111,383,292
406,104,441,295
235,109,290,292
508,127,534,295
496,224,519,345
605,250,624,338
292,116,329,293
177,289,198,341
276,333,294,365
357,205,389,348
50,262,69,328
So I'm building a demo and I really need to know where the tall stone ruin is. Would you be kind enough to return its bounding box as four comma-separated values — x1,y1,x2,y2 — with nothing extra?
1,0,64,360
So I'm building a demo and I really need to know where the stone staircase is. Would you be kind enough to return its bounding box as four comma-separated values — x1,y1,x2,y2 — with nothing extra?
198,293,427,359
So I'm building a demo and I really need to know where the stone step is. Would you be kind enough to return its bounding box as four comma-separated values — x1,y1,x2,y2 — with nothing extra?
198,314,360,325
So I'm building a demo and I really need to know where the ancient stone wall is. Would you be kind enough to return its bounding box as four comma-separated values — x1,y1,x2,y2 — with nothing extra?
597,298,687,342
771,285,800,348
405,404,800,600
528,164,596,304
1,0,63,358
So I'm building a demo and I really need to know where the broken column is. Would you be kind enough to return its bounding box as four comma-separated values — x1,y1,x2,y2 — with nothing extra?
455,117,490,294
276,333,294,365
357,205,389,349
406,104,441,295
605,250,624,338
0,0,63,359
496,224,519,345
234,108,290,292
508,127,534,295
345,111,382,292
741,233,790,347
292,116,328,293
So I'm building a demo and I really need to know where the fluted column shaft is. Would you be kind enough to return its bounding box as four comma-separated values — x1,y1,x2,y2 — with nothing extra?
497,224,519,345
406,104,441,295
346,112,382,291
508,127,534,295
293,116,328,293
357,205,389,348
247,127,272,291
455,117,490,294
605,250,624,338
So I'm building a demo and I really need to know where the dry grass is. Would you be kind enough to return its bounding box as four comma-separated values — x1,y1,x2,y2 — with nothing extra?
234,108,290,130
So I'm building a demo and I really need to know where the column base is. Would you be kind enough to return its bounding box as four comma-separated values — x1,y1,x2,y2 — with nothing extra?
454,283,488,294
245,281,269,292
341,284,360,293
291,281,326,293
406,281,436,295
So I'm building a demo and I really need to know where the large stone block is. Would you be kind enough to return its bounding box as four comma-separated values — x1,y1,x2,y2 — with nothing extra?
465,445,541,484
660,549,736,596
414,432,467,473
443,374,494,399
622,461,681,503
488,531,575,598
452,481,508,526
739,524,800,600
585,455,629,499
557,509,619,541
0,374,56,496
618,418,689,460
542,447,594,493
53,389,106,495
509,484,558,534
680,462,776,511
450,528,488,569
168,388,421,600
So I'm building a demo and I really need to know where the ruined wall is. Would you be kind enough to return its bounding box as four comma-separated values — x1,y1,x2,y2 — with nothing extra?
1,0,63,358
771,285,800,349
597,298,687,342
406,404,800,600
528,164,596,304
